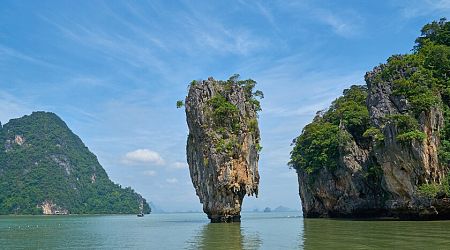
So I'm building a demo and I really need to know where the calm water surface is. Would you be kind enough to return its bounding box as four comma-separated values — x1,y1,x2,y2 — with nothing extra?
1,212,450,249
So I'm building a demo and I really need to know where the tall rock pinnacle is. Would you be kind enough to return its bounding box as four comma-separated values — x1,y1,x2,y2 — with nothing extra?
184,75,262,222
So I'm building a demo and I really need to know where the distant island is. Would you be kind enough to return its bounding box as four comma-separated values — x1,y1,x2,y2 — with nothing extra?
0,112,150,215
290,19,450,219
260,206,296,213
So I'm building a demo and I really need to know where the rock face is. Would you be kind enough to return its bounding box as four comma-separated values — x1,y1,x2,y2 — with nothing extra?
294,63,450,219
185,77,261,222
297,131,385,218
366,66,446,217
41,200,68,215
292,20,450,219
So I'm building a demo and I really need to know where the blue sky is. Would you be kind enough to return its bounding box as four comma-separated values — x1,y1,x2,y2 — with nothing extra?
0,0,449,212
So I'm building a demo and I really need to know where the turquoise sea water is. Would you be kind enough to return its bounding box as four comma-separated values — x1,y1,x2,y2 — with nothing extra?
2,212,450,249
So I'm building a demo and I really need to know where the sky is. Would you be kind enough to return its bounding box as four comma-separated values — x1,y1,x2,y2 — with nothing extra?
0,0,449,212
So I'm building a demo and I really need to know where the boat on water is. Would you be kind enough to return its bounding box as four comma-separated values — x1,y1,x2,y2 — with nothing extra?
137,213,144,217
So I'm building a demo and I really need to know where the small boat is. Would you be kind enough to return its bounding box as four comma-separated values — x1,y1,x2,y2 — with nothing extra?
137,213,144,217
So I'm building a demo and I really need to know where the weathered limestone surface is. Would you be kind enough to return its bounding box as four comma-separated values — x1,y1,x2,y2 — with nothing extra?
298,126,385,218
41,200,68,215
185,77,260,222
298,64,450,219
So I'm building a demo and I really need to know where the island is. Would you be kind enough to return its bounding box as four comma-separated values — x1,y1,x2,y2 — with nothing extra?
181,75,263,222
290,18,450,219
0,112,150,215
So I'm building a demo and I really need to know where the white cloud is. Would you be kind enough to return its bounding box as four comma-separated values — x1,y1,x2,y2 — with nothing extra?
166,178,178,184
172,161,188,169
143,170,157,176
123,149,165,165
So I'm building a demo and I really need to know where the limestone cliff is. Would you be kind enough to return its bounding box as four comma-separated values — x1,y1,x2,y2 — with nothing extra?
184,76,262,222
291,19,450,219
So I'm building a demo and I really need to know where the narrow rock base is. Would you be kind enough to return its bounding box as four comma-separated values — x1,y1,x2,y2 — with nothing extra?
209,215,241,223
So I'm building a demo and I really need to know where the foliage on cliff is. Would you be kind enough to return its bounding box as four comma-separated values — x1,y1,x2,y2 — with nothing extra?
290,18,450,176
384,18,450,162
289,85,369,173
187,75,263,156
0,112,150,215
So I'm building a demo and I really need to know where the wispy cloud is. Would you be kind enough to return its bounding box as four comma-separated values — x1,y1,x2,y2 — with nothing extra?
397,0,450,18
39,14,172,79
317,9,362,37
276,0,363,38
184,18,267,56
237,0,279,31
0,44,59,69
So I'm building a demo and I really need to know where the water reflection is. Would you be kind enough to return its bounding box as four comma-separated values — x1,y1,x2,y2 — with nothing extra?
302,218,450,249
188,223,261,250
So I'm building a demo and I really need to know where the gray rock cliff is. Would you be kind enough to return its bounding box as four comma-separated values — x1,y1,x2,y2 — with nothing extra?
295,62,450,219
184,76,261,222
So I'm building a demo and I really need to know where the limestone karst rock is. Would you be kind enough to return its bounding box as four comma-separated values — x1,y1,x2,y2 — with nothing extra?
290,19,450,219
184,76,262,222
0,111,151,215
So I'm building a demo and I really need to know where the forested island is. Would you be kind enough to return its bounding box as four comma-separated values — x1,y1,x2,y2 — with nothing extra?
290,19,450,219
0,112,150,215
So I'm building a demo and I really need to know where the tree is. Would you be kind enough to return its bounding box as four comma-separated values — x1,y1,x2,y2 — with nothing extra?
176,100,184,108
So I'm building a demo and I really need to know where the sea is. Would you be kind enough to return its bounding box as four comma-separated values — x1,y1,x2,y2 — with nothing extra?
1,211,450,249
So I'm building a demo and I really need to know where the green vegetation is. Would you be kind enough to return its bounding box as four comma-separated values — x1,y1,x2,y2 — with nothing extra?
363,127,384,143
415,18,450,50
323,85,370,133
219,74,263,112
290,18,450,191
289,85,369,173
418,175,450,198
385,114,425,143
256,143,263,152
289,120,340,173
176,100,184,108
366,164,383,180
396,130,426,142
189,80,198,87
0,112,150,215
185,74,263,156
377,18,450,148
248,118,258,133
370,18,450,143
418,183,442,198
208,94,240,133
